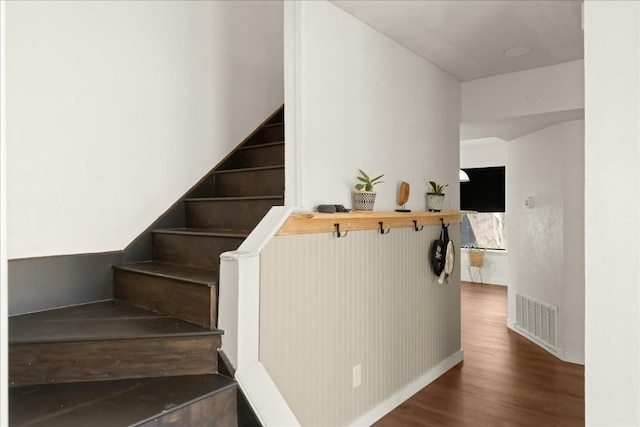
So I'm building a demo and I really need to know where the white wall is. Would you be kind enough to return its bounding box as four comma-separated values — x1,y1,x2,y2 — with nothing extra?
584,1,640,425
460,249,508,286
461,60,585,363
6,0,284,259
460,137,508,285
0,0,8,423
462,60,584,123
460,137,508,168
288,1,460,213
507,120,584,364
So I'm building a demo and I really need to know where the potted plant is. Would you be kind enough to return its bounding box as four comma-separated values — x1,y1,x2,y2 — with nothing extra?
426,180,448,212
466,244,486,267
354,169,384,211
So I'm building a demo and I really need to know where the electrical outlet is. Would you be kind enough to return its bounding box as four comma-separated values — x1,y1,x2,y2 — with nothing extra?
353,364,361,388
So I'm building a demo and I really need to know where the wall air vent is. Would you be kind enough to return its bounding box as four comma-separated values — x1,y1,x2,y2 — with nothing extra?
515,293,559,350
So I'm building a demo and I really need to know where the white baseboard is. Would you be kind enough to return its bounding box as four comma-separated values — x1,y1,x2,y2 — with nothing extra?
561,348,585,366
507,319,584,366
349,349,464,427
460,277,508,286
508,319,558,355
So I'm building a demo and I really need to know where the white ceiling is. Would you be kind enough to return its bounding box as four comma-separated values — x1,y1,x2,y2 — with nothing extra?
331,0,584,82
330,0,585,142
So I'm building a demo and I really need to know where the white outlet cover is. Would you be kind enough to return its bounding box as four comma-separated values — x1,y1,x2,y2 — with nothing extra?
352,364,361,388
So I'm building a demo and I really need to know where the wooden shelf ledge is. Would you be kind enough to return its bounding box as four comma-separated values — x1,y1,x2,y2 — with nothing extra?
277,210,467,236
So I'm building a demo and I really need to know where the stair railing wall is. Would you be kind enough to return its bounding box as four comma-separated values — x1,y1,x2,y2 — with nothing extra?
219,206,299,426
220,208,463,426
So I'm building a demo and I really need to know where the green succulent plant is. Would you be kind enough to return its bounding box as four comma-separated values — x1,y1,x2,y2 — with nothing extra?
428,181,448,194
355,169,384,192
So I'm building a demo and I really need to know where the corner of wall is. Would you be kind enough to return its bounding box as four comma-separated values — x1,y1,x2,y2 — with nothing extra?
1,0,9,422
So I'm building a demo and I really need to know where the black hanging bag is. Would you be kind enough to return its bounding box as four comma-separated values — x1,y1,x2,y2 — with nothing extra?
431,223,449,277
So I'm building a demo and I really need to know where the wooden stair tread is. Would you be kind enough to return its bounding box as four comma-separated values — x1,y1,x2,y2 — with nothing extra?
214,165,284,174
113,261,218,286
9,374,236,427
9,300,222,344
185,195,283,203
239,141,283,149
262,122,283,128
152,227,250,238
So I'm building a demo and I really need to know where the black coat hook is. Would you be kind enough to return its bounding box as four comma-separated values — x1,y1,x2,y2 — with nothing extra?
378,221,390,235
334,223,348,238
413,220,424,232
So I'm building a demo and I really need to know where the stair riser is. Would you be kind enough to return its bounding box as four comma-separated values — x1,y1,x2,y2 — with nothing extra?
215,168,284,197
152,234,245,270
113,270,216,328
270,109,284,124
240,144,284,168
9,335,219,387
137,386,237,427
262,124,284,143
186,197,283,230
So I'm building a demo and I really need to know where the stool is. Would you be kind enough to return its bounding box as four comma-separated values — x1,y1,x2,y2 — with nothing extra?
468,265,483,284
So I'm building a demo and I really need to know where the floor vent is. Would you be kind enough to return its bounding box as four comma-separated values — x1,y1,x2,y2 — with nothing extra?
515,293,558,350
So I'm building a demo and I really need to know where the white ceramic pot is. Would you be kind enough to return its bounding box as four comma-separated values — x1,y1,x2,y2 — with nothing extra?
426,193,445,212
353,191,377,211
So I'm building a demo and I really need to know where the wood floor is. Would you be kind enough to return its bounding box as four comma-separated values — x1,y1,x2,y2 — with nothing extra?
375,282,584,426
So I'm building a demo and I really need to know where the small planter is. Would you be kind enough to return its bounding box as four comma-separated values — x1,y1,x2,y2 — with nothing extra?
468,249,486,267
426,193,445,212
354,191,377,211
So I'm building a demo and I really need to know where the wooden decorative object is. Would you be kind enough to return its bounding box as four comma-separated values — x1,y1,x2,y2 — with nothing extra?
396,181,411,212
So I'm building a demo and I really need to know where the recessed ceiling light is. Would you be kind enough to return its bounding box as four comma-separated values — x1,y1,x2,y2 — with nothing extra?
503,46,532,57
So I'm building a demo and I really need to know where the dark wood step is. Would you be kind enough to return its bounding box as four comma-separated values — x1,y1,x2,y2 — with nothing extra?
266,108,283,125
220,141,284,170
243,122,284,147
10,374,237,427
261,122,284,143
114,261,218,286
9,300,222,386
152,228,247,270
214,165,284,197
238,141,284,168
113,262,218,328
185,195,283,230
229,141,284,170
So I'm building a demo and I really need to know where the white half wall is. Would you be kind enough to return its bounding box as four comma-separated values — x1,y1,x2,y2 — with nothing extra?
6,0,284,259
584,1,640,425
507,120,584,364
260,225,462,426
460,249,508,286
289,0,460,213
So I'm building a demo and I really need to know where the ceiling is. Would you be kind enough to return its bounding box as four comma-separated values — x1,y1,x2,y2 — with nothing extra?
330,0,585,142
330,0,584,82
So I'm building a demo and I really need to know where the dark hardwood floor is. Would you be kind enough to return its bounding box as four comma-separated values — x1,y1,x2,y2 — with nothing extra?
375,282,584,426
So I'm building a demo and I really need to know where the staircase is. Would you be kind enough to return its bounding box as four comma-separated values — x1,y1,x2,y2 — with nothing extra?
9,106,285,426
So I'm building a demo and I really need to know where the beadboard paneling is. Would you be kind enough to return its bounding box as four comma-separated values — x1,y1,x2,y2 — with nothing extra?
260,224,461,426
